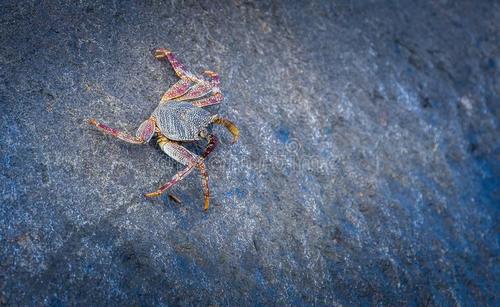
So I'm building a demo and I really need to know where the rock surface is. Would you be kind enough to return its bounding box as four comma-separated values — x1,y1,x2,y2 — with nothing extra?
1,0,498,305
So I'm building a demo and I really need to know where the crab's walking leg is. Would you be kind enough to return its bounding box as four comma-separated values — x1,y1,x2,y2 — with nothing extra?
197,163,210,210
160,79,192,102
144,163,197,198
202,134,219,159
176,70,221,102
176,81,214,101
190,92,223,107
154,48,198,81
145,135,218,210
204,70,221,89
187,71,223,107
144,137,199,198
88,119,145,144
199,134,218,210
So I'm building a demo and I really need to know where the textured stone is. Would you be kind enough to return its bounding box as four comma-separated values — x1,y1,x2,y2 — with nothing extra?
0,0,498,305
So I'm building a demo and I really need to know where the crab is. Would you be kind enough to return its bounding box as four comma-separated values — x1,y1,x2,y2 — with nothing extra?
88,48,239,211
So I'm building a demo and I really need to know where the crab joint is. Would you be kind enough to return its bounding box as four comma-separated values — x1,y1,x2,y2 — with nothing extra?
212,116,239,144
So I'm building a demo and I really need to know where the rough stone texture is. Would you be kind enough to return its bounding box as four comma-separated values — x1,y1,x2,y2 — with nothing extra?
1,0,498,305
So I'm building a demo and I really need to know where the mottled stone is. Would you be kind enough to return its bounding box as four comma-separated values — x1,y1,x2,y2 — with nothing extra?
0,0,498,305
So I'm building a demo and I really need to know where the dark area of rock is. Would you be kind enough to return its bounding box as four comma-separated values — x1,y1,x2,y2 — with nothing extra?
1,0,498,305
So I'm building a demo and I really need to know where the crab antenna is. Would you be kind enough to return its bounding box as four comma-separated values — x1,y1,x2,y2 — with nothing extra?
212,116,239,144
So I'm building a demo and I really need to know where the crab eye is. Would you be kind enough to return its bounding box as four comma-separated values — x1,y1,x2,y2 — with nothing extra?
137,119,155,142
199,128,208,139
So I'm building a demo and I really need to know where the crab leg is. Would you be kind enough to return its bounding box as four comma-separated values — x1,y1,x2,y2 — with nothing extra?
144,136,199,198
154,48,198,82
160,79,192,102
198,134,218,210
145,134,218,210
190,92,223,107
88,119,145,144
187,70,223,107
176,70,222,102
203,70,221,89
197,163,210,210
144,163,197,198
176,81,214,101
201,134,218,159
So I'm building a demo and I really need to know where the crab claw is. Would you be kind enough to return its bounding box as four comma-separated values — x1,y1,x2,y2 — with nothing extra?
212,116,239,144
136,118,155,143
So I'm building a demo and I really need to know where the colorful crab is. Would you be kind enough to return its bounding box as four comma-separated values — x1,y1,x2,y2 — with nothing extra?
88,48,239,211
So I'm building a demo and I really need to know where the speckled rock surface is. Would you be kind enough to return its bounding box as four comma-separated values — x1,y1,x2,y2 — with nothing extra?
1,0,499,305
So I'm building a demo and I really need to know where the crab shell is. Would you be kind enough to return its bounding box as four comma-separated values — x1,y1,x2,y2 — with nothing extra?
152,102,216,141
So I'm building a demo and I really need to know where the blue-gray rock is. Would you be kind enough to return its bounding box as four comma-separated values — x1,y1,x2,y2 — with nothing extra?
1,0,498,305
